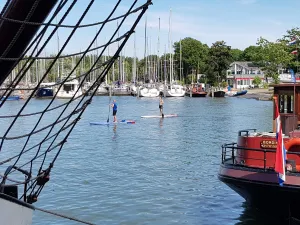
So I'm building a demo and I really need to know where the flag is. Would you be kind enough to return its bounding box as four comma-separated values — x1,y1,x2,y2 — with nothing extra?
291,50,298,55
289,68,296,83
288,37,297,46
274,98,286,186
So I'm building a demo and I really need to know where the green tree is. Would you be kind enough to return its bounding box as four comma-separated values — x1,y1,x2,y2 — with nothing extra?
252,75,262,87
278,27,300,72
205,41,232,86
256,37,294,83
173,37,209,82
230,48,244,61
242,45,262,61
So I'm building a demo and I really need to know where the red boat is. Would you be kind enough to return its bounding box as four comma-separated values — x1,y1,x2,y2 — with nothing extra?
218,83,300,217
185,84,207,97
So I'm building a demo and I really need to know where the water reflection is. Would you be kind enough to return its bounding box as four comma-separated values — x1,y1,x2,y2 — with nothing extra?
159,117,163,127
236,203,294,225
112,124,117,140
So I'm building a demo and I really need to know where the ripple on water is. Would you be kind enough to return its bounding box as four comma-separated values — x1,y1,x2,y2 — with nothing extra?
6,96,272,225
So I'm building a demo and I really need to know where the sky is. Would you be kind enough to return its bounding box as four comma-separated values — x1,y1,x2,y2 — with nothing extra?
1,0,300,59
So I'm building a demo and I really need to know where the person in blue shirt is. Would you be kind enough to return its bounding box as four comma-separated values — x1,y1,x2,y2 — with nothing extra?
111,99,118,122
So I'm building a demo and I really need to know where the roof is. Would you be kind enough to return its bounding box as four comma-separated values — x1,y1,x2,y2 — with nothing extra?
230,61,262,70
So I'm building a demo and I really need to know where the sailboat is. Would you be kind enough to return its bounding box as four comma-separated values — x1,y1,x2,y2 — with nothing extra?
165,9,185,97
0,1,150,224
138,15,159,98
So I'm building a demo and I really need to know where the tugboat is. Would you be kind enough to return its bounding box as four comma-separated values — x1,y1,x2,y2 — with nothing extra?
218,83,300,217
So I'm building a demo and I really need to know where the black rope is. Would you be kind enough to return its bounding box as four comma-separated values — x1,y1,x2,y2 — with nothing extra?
0,31,129,61
0,0,68,104
0,0,152,207
0,2,146,29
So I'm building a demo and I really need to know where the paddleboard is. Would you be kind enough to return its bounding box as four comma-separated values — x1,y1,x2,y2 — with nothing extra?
90,120,135,125
141,114,178,118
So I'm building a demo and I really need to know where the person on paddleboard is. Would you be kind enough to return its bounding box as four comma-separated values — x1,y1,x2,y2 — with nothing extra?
159,94,164,117
111,99,117,122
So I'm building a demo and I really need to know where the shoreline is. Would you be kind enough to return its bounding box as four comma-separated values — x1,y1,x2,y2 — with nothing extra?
235,88,273,101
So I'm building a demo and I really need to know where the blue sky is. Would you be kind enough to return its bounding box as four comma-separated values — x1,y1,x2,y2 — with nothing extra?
1,0,300,58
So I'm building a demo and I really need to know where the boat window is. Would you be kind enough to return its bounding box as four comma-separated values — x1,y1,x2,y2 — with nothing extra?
279,94,293,113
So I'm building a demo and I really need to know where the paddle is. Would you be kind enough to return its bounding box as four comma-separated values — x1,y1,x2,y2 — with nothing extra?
107,97,111,123
107,104,110,123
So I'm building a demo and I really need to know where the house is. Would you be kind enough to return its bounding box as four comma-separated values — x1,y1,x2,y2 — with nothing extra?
227,61,265,89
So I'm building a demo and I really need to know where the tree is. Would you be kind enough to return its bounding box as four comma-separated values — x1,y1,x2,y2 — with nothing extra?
252,75,262,87
205,41,232,86
242,45,262,61
230,48,244,62
256,37,294,83
173,37,209,81
278,27,300,73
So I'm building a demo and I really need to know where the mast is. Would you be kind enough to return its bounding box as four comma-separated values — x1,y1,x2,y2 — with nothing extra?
168,8,172,85
144,15,147,83
157,17,160,83
133,33,137,83
180,38,182,83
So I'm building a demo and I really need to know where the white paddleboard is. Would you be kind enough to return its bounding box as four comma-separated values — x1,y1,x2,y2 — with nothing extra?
141,114,178,118
90,120,135,125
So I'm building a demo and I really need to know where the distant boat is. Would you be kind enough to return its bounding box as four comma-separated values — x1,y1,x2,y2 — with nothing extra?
227,90,248,97
209,90,225,97
56,76,83,99
186,84,207,97
36,82,55,98
233,90,247,96
1,95,20,101
166,84,185,97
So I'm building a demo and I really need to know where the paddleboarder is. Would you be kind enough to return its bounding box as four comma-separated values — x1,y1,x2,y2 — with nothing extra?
159,94,164,118
111,99,117,122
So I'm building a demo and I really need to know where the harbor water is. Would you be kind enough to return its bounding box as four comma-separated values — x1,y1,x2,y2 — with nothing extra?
13,96,273,224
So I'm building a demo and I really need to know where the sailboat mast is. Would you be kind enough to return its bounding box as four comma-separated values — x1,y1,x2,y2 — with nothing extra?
144,15,147,83
180,39,182,82
133,33,137,83
157,17,160,83
168,8,172,85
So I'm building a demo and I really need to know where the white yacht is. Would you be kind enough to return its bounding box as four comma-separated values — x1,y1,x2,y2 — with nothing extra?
138,83,160,97
166,84,185,97
56,76,83,99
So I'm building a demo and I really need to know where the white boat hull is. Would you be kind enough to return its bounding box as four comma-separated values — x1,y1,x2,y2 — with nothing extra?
56,90,83,99
0,194,34,225
139,88,159,97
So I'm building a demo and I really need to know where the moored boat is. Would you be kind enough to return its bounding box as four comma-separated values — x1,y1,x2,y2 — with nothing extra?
186,84,207,97
218,83,300,217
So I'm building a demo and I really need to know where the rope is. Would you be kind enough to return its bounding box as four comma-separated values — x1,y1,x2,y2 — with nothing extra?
0,3,146,29
0,32,129,61
35,207,96,225
0,0,152,207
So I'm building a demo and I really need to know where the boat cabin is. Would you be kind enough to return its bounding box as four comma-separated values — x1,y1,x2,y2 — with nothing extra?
222,83,300,172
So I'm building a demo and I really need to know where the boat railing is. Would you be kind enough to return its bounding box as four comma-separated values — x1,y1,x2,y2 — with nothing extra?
221,142,300,171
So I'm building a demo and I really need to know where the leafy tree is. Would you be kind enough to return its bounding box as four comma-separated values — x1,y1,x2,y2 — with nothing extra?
252,75,262,87
242,45,262,61
205,41,232,85
173,37,209,82
278,27,300,72
256,37,294,83
230,48,244,61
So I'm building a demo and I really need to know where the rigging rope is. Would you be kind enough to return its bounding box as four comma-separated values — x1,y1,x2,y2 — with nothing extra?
0,0,152,209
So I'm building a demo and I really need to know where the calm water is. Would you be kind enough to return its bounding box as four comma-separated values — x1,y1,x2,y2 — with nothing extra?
3,96,275,224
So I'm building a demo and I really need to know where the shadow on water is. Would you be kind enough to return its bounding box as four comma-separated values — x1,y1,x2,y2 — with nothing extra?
112,124,117,140
236,203,300,225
